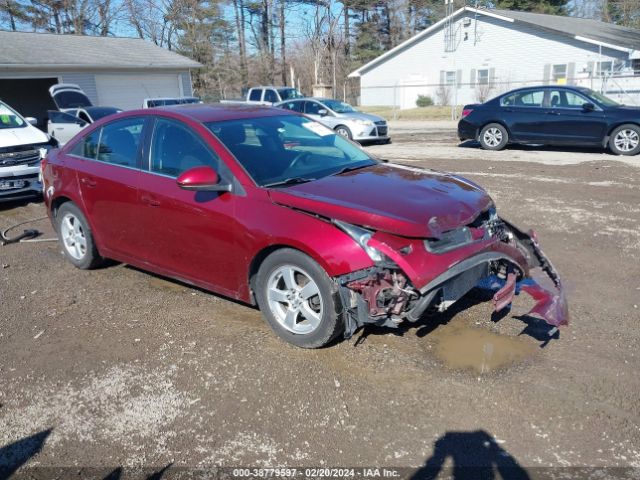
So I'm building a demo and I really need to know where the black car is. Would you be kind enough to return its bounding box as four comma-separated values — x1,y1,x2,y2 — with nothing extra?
458,86,640,156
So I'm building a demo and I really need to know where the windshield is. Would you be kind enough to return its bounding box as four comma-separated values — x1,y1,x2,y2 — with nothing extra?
277,88,304,101
206,115,376,187
321,99,357,114
87,107,122,121
582,88,620,107
148,99,179,107
0,103,27,129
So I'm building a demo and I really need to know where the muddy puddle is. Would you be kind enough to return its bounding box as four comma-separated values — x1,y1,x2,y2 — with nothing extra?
428,322,538,373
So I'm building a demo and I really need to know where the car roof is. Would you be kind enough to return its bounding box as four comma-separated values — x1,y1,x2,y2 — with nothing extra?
499,85,588,96
131,103,292,123
84,106,120,113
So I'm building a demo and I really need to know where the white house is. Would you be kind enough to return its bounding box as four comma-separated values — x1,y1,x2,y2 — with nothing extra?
349,7,640,109
0,31,201,124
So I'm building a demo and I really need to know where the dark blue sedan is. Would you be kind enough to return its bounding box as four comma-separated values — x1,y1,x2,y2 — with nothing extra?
458,86,640,156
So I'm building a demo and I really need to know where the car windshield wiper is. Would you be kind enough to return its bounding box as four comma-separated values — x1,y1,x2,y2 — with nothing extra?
330,162,374,176
263,177,316,188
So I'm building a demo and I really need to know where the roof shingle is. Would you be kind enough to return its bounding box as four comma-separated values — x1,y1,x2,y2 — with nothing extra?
0,31,202,69
492,9,640,51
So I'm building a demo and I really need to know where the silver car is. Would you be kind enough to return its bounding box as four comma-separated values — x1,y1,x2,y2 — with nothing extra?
275,98,390,143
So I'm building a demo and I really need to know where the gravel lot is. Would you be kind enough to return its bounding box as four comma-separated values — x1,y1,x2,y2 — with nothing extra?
1,120,639,478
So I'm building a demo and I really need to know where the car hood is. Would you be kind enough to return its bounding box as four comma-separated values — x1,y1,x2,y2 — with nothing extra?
0,126,49,149
268,163,493,238
612,105,640,114
336,111,385,123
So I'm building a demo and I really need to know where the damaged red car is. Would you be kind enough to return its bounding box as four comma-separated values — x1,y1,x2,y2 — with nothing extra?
42,105,568,348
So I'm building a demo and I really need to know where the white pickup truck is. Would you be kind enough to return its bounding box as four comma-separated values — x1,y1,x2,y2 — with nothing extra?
221,86,304,105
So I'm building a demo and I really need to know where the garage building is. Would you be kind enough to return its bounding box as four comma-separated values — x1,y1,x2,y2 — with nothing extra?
0,30,201,125
349,7,640,109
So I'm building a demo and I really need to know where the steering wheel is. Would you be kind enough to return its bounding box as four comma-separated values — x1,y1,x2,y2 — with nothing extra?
288,150,312,170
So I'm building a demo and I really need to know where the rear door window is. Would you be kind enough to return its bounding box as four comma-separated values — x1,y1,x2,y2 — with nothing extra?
501,90,544,107
279,101,304,112
95,118,145,168
264,89,278,103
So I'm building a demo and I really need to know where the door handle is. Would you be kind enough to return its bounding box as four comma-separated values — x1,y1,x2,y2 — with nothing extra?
141,194,161,207
80,177,97,188
546,111,561,115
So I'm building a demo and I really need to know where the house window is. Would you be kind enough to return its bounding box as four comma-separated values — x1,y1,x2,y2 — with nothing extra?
633,59,640,76
552,64,567,83
597,61,613,76
445,71,456,85
477,69,489,85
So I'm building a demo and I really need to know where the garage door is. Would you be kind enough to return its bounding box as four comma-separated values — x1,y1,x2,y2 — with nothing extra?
0,78,58,129
95,74,181,110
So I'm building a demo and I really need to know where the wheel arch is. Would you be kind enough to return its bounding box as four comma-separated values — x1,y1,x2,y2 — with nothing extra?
604,122,640,150
334,124,352,135
480,120,512,140
607,121,640,136
49,193,105,252
247,243,334,305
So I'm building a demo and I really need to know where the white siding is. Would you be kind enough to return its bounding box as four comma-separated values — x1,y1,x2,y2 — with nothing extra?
60,73,99,105
95,72,182,110
359,13,631,108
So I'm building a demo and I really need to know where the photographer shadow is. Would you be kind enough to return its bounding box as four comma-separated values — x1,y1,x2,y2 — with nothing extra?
412,430,530,480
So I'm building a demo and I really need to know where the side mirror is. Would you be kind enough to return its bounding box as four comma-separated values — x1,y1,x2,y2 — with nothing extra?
177,166,232,192
318,109,328,117
582,102,595,112
25,117,38,126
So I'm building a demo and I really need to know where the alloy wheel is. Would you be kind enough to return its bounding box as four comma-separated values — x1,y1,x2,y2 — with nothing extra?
483,127,503,147
60,213,87,260
336,127,350,138
614,129,639,152
266,265,323,335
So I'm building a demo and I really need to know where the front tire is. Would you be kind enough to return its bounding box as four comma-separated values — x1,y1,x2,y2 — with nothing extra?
255,248,344,348
56,202,103,269
479,123,509,151
608,124,640,156
334,125,352,140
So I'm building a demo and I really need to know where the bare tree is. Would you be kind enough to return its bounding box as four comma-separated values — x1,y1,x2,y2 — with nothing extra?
436,85,452,106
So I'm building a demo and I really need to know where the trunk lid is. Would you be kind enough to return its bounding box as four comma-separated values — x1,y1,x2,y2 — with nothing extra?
49,84,93,110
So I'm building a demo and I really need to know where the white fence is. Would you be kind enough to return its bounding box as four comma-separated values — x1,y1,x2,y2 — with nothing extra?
359,73,640,110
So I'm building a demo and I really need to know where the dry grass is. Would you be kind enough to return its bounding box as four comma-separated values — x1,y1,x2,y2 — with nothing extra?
358,105,463,121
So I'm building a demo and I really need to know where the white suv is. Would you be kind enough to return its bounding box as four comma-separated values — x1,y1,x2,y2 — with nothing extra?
0,101,56,202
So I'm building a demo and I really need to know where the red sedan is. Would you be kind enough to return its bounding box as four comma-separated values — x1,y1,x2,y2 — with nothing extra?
42,104,567,348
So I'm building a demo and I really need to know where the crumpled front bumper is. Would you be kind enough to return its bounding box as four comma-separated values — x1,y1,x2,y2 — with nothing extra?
339,217,568,336
482,226,568,327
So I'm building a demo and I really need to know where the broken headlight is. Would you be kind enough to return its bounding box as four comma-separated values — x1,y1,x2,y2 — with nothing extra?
424,226,473,253
334,220,383,262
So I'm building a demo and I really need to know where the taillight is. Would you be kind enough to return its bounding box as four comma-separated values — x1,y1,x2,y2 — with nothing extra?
462,108,473,118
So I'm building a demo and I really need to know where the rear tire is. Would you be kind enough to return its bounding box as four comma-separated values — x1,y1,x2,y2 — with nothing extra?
56,202,103,269
608,124,640,156
255,248,344,348
479,123,508,151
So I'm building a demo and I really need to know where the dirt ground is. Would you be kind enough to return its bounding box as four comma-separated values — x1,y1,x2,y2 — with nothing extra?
1,120,639,479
